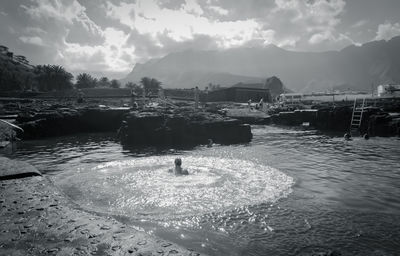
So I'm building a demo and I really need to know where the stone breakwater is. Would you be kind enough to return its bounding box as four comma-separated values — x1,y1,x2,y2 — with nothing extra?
271,107,400,136
118,109,252,146
0,157,204,256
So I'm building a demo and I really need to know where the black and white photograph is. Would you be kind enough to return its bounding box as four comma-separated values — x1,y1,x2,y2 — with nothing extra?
0,0,399,255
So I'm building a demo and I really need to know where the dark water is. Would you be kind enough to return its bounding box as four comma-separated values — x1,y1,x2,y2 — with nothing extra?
6,126,400,256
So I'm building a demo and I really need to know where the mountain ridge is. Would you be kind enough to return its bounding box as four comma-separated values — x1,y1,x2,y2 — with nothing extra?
122,36,400,92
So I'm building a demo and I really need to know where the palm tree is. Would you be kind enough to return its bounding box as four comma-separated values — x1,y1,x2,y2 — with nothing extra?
34,65,73,91
76,73,97,89
125,81,143,95
140,77,162,95
98,77,110,87
110,79,121,88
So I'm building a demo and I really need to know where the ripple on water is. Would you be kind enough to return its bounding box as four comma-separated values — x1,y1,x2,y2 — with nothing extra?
54,156,294,219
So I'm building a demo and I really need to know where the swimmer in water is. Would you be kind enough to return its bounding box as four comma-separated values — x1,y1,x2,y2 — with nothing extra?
168,158,189,175
344,132,352,141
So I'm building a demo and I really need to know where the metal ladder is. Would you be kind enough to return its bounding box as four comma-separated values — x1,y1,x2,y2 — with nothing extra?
349,98,366,135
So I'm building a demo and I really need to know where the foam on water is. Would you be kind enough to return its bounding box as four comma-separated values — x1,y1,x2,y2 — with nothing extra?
54,156,294,219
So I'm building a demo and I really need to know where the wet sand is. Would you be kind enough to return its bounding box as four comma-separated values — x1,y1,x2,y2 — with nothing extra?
0,157,202,256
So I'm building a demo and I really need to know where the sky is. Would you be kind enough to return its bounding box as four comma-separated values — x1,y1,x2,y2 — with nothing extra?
1,0,400,79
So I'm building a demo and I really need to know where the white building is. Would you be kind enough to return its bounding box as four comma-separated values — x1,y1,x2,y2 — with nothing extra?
377,84,400,97
279,91,370,104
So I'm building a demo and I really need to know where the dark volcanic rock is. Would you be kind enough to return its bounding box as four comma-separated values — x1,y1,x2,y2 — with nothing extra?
17,108,129,139
271,107,354,131
313,107,352,131
118,110,252,146
271,106,400,136
367,113,400,136
272,109,319,126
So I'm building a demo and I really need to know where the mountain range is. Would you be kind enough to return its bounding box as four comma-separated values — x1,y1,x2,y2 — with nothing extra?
122,36,400,92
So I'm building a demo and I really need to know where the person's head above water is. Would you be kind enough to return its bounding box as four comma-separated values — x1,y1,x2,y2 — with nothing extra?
172,158,188,175
174,158,182,167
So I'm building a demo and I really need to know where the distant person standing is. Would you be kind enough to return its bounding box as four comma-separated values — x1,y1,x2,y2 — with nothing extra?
130,89,137,109
259,98,264,111
248,99,252,111
77,89,85,103
194,86,200,110
142,87,146,109
158,88,166,108
202,86,209,109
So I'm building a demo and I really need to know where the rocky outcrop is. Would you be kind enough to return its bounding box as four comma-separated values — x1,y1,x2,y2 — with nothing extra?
118,109,252,146
271,107,400,136
16,107,129,139
367,112,400,136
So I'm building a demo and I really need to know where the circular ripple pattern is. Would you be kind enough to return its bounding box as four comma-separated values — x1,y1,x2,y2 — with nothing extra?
55,156,294,219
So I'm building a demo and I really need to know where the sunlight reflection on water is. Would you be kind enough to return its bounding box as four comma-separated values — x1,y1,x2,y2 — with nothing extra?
54,156,294,219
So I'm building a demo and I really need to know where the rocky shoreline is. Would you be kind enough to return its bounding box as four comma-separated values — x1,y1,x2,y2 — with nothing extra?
0,100,253,147
16,106,129,140
270,106,400,136
0,157,204,256
1,99,399,150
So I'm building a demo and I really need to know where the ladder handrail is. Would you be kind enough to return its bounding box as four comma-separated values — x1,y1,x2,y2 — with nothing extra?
349,98,357,133
349,98,366,135
0,119,24,133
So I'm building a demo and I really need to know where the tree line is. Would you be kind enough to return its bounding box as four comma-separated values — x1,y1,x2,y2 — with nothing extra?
1,46,163,93
1,62,162,94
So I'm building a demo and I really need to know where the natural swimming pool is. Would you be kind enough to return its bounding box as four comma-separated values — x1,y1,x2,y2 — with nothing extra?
8,125,400,255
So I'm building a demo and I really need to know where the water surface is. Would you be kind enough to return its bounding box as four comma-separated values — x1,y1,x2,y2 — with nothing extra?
8,126,400,256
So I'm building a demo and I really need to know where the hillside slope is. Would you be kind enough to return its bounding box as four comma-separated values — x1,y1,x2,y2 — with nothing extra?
0,48,35,91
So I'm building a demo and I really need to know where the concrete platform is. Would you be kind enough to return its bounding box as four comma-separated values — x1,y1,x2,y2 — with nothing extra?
0,156,41,180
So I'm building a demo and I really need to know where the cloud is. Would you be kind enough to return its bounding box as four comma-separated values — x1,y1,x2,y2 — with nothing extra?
308,30,358,50
22,0,104,43
207,5,229,16
106,0,264,48
374,22,400,41
17,0,135,76
2,0,371,78
60,27,136,74
351,20,367,28
25,27,47,35
268,0,347,47
19,36,46,46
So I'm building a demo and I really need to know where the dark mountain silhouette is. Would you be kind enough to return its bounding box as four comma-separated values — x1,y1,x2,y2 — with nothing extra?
122,36,400,92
